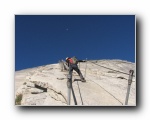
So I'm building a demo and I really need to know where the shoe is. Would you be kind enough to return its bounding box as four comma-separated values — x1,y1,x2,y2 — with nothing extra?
81,78,86,82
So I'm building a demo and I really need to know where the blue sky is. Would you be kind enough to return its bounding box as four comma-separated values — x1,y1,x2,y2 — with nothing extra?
15,15,135,71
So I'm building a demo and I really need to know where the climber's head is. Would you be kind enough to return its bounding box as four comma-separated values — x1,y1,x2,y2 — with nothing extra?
66,57,69,61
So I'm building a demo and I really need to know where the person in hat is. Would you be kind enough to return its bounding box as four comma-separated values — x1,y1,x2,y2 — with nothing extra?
66,56,86,82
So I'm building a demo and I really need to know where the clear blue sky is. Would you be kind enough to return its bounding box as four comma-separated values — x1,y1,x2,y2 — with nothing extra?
15,15,135,71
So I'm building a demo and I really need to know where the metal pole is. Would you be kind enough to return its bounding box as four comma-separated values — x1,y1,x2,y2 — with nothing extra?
62,60,69,71
67,86,71,105
125,70,134,105
60,60,64,71
84,58,87,78
67,75,72,105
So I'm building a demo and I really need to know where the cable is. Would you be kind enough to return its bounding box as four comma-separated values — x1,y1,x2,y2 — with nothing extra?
88,61,135,77
86,76,123,105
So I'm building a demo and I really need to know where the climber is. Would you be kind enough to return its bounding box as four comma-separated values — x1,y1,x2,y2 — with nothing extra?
66,56,86,82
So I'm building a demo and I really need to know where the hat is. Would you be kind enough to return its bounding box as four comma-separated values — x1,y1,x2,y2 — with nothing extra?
66,57,69,60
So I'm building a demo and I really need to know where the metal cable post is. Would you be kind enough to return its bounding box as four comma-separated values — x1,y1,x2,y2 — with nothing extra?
60,60,64,71
67,74,72,105
125,70,134,105
84,58,87,78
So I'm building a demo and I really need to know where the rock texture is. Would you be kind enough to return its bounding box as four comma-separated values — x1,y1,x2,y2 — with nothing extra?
15,60,136,106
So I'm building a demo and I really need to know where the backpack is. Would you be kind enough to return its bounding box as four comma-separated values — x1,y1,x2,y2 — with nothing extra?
69,57,78,64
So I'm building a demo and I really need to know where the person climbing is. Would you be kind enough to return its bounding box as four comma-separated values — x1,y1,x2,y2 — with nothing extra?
66,56,86,82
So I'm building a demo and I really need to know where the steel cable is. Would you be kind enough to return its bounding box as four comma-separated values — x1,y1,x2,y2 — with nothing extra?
88,61,135,77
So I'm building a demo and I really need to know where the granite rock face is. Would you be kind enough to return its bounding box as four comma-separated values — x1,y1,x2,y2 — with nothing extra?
15,60,136,106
